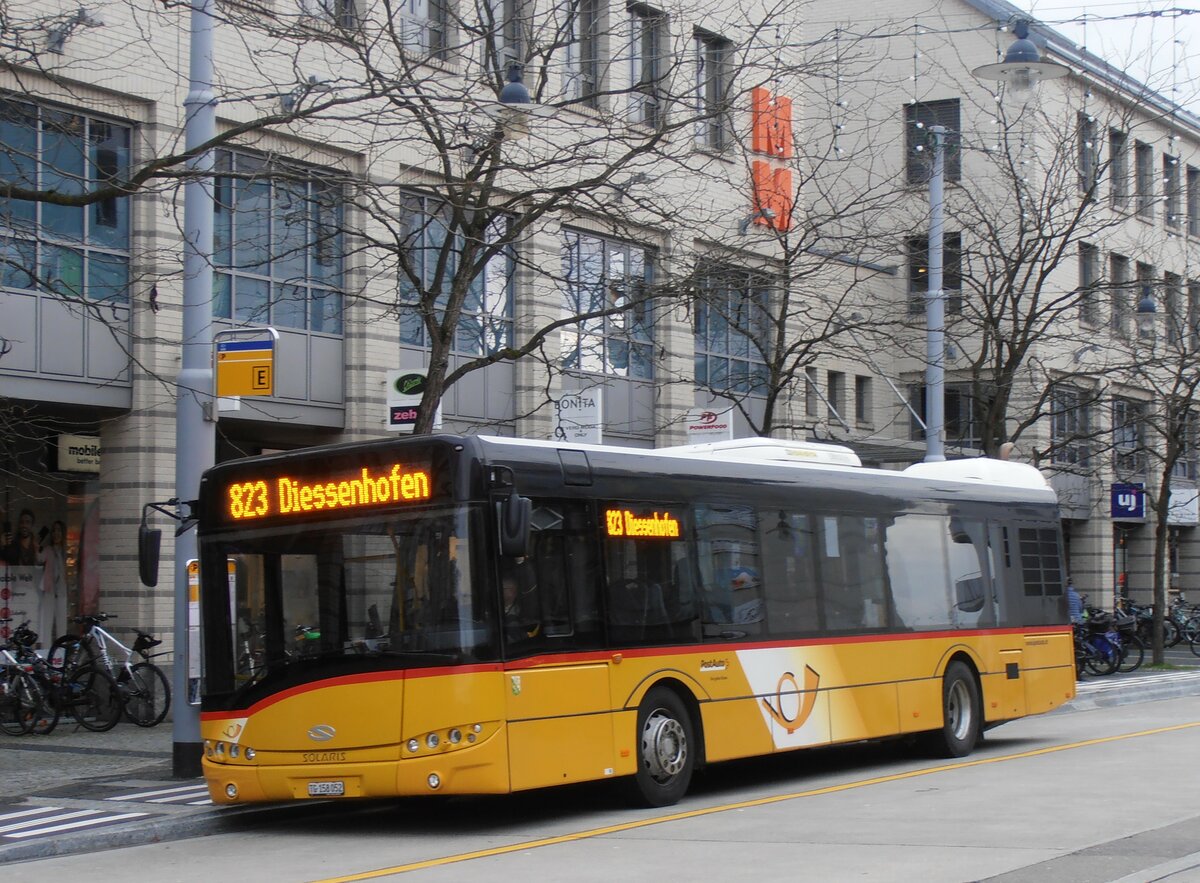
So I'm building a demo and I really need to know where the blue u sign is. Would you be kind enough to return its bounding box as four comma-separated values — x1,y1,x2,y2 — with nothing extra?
1111,483,1145,519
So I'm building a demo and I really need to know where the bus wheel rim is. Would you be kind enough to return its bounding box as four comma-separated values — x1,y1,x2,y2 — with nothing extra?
642,709,687,781
947,679,971,740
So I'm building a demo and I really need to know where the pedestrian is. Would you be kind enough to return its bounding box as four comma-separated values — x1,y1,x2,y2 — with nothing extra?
40,520,69,641
1067,577,1084,624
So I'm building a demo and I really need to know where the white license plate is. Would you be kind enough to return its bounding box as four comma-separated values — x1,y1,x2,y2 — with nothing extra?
307,781,345,797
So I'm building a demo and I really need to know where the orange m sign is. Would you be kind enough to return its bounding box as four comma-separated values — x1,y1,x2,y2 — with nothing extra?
750,87,794,159
751,161,793,231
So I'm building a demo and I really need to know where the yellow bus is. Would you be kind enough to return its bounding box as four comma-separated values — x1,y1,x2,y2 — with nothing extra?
193,435,1074,807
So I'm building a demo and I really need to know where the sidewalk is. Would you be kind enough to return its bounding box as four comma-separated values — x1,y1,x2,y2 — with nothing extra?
3,667,1200,865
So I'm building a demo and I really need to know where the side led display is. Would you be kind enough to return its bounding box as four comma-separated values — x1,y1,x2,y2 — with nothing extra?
605,508,681,538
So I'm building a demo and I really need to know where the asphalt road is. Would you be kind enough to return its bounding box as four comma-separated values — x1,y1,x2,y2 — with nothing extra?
12,691,1200,882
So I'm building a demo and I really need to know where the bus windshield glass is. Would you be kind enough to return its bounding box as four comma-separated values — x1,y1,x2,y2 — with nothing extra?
201,504,496,695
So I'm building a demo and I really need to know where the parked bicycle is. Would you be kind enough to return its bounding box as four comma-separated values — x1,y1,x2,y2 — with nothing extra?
5,619,119,733
0,620,53,735
50,613,170,728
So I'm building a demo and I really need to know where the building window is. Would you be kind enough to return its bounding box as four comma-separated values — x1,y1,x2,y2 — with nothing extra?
855,375,872,425
391,0,447,54
484,0,523,71
1188,166,1200,237
565,0,601,106
213,151,345,333
1190,280,1200,350
1110,253,1130,336
827,371,845,422
1112,397,1146,474
1165,271,1183,345
694,266,770,394
905,99,961,185
1172,408,1198,479
0,99,131,303
908,383,993,449
398,195,513,355
629,4,665,128
561,229,653,378
1135,140,1154,219
804,366,818,416
1136,262,1156,340
1109,129,1129,209
1077,113,1098,196
1165,155,1182,229
1078,242,1100,326
907,232,962,315
1050,385,1091,467
694,31,730,150
300,0,357,29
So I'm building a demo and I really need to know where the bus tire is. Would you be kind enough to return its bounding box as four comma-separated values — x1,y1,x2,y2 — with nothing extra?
929,662,980,758
627,687,695,807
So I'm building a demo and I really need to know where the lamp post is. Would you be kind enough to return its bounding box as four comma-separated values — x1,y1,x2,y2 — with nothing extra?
173,0,216,778
907,18,1069,464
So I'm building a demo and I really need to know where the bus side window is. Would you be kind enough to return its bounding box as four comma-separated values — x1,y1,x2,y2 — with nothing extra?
759,511,821,635
694,506,764,638
947,517,991,627
822,515,888,631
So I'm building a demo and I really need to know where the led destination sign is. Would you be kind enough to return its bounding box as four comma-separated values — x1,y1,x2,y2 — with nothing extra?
226,464,432,521
605,509,681,538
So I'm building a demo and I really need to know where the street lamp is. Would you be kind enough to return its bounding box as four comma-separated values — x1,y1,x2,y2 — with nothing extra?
1136,284,1158,339
914,20,1068,464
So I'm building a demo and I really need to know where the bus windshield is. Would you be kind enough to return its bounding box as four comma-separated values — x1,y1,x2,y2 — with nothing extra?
201,504,496,695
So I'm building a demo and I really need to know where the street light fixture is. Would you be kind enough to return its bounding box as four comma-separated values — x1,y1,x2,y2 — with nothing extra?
1136,284,1158,339
973,20,1069,104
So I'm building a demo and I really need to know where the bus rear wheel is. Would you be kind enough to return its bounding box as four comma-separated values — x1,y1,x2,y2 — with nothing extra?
627,687,694,807
929,661,980,758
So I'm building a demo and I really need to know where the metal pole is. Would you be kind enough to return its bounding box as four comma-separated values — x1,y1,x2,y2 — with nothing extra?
925,125,946,463
173,0,216,778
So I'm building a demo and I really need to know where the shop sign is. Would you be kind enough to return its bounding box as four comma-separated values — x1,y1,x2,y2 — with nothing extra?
57,434,101,473
0,565,42,642
386,371,441,433
684,408,734,444
1111,483,1145,520
1168,487,1200,525
553,389,602,445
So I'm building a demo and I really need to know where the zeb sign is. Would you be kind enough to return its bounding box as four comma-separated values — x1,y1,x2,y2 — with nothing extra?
386,371,441,433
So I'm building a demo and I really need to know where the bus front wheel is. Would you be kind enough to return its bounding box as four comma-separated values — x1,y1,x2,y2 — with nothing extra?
627,687,695,807
929,661,980,758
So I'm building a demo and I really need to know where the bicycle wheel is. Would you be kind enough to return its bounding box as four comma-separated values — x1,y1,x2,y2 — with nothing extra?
48,635,97,672
1085,639,1120,675
1,670,39,735
1118,635,1144,673
66,664,122,732
1184,616,1200,644
124,662,170,727
1190,632,1200,658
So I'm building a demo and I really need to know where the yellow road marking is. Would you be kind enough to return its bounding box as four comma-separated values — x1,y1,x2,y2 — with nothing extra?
311,721,1200,882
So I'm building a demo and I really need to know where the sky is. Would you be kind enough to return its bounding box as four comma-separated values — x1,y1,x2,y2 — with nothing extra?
1012,0,1200,113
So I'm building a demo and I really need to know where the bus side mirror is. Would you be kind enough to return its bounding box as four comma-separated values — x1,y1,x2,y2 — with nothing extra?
138,523,162,587
498,493,531,557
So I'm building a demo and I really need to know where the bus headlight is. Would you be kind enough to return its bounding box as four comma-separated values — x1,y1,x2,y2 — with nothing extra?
244,747,256,760
225,783,238,799
426,733,439,749
229,744,240,759
408,739,420,753
427,773,441,790
448,728,462,744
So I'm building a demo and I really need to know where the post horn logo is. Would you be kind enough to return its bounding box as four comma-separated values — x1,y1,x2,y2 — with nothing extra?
761,666,820,734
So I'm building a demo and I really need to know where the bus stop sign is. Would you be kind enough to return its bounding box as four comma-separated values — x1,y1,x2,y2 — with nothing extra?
216,339,275,397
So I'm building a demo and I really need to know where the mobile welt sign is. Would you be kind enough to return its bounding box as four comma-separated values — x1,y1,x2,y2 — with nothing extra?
684,408,734,443
554,389,602,444
386,371,441,433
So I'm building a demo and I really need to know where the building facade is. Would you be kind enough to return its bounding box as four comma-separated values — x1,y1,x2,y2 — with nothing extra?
1,0,1197,647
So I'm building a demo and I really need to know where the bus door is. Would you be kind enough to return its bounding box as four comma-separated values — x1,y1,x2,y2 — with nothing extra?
503,500,613,791
989,521,1026,719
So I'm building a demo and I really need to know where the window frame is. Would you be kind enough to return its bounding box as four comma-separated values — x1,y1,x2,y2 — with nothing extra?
560,228,655,380
693,265,772,396
907,231,962,315
1078,242,1100,326
904,99,961,186
1112,396,1147,475
0,98,133,304
1050,384,1091,468
1135,140,1155,219
1109,129,1129,209
628,3,666,129
694,30,731,151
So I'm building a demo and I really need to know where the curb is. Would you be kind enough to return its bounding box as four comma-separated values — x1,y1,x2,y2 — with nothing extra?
1057,670,1200,712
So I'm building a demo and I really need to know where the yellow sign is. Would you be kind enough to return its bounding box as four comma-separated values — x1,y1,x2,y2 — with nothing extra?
216,339,275,397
